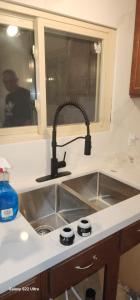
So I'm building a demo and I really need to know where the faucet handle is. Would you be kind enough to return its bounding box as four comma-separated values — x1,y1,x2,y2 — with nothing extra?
63,151,66,162
57,152,67,169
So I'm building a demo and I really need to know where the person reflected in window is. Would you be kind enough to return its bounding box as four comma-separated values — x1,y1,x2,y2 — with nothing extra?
2,69,32,127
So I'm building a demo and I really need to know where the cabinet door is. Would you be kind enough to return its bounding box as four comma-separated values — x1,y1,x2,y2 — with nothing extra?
120,220,140,253
130,0,140,97
0,271,48,300
119,244,140,294
49,233,119,298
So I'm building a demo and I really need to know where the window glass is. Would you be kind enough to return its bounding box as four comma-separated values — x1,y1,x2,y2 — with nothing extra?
0,24,37,128
45,28,102,126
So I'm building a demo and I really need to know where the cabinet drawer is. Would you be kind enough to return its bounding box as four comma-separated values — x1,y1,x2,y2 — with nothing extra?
0,271,48,300
120,220,140,253
0,276,40,300
49,233,119,298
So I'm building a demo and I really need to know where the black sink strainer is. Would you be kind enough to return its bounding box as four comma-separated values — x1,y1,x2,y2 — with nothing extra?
35,225,54,236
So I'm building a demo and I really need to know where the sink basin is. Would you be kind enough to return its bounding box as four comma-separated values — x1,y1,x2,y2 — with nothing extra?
19,172,139,236
19,185,95,235
62,172,140,211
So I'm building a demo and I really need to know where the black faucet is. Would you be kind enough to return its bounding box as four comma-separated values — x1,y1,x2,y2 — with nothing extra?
36,102,92,182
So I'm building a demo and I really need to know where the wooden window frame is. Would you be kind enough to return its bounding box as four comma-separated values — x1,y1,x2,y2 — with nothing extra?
0,1,116,143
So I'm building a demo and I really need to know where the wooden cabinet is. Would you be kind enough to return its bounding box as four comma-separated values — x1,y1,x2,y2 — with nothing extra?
0,271,48,300
130,0,140,97
49,233,120,300
119,220,140,294
0,221,140,300
120,220,140,253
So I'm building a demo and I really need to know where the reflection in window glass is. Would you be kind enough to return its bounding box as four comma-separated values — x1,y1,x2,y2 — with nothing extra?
45,28,102,126
0,24,37,128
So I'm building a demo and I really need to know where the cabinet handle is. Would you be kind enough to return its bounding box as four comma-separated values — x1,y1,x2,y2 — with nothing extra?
75,255,98,270
137,229,140,232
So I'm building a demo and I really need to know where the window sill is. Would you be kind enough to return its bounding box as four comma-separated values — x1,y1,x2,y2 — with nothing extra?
0,126,44,144
46,120,110,138
0,120,111,144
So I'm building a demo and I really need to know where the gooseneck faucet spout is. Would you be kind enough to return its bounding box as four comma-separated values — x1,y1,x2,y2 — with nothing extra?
36,102,92,182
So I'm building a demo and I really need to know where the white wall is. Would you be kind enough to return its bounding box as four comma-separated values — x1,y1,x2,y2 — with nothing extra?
5,0,135,28
0,0,140,182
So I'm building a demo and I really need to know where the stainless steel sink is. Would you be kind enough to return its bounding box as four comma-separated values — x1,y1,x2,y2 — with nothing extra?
19,172,139,236
19,184,95,235
62,172,140,211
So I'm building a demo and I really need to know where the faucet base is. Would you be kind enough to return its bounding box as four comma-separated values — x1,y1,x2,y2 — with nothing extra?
36,171,71,182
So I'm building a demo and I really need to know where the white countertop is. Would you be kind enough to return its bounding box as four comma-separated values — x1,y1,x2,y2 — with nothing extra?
0,159,140,294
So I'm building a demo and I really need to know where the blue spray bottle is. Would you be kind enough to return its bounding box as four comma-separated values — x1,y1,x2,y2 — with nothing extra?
0,168,18,222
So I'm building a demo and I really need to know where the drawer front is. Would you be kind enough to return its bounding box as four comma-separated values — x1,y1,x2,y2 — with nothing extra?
0,276,40,300
120,220,140,253
49,233,119,298
0,271,48,300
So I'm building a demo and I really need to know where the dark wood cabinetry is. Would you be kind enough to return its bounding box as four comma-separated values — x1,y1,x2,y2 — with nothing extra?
120,220,140,253
49,233,120,300
130,0,140,97
0,271,48,300
1,220,140,300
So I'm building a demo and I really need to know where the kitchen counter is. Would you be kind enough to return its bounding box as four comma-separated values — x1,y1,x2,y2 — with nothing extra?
0,158,140,294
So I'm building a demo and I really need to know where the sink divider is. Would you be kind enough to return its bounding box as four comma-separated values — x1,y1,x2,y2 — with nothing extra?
60,183,96,210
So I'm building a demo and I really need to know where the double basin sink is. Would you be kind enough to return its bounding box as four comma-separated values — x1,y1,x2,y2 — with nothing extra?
19,172,139,236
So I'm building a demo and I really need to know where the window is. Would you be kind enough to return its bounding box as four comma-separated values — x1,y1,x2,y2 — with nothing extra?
0,14,37,131
45,29,101,126
0,2,116,142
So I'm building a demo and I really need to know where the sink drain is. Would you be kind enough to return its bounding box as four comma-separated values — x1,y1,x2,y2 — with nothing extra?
35,225,54,236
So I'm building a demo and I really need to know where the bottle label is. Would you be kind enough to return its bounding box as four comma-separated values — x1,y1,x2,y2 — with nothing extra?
81,232,91,237
1,208,13,219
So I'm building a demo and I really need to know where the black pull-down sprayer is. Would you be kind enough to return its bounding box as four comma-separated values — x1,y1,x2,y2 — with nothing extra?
36,102,92,182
